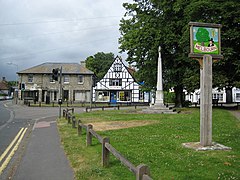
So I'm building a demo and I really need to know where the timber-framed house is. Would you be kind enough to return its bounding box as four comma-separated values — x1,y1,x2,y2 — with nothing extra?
93,56,149,103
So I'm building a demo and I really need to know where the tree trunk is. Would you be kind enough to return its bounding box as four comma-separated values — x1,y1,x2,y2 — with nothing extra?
174,85,183,108
226,87,233,104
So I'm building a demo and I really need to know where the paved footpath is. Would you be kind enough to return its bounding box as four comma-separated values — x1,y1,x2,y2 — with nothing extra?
13,116,74,180
229,110,240,121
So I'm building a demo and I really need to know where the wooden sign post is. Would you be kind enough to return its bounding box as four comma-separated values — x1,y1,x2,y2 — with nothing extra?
189,22,222,147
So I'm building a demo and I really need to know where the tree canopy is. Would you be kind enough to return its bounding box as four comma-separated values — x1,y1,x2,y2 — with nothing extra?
85,52,114,81
119,0,240,106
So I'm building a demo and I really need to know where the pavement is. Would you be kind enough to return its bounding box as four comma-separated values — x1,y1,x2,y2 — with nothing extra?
12,116,74,180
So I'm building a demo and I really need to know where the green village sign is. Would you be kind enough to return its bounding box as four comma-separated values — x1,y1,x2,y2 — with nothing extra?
189,22,223,59
183,22,231,150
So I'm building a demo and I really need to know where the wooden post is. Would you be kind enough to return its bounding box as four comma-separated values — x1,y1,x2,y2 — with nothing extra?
200,55,213,146
136,164,150,180
86,124,93,146
102,137,110,167
72,116,76,128
68,113,71,124
63,109,65,118
77,120,82,136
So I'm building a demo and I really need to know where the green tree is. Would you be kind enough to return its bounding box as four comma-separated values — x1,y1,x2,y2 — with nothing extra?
195,27,210,45
119,0,240,107
85,52,114,81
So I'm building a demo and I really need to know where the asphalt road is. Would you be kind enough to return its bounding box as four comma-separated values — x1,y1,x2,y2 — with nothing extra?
0,100,60,179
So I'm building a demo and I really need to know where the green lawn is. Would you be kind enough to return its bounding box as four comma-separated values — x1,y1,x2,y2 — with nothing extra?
57,108,240,180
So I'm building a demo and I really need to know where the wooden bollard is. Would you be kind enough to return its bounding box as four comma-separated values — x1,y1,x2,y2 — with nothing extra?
77,120,82,136
68,113,71,124
63,109,66,118
72,116,76,128
102,137,110,167
86,124,93,146
136,164,151,180
65,111,68,120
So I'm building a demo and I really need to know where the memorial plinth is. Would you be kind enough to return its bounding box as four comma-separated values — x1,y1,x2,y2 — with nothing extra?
143,46,177,114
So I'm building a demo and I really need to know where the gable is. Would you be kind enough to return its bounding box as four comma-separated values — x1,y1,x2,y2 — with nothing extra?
103,56,135,80
95,56,139,90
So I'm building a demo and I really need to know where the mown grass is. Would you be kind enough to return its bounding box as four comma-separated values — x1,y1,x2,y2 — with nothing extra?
57,108,240,180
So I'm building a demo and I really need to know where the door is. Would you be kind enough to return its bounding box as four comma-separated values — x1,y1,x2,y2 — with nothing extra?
110,91,117,104
63,90,69,101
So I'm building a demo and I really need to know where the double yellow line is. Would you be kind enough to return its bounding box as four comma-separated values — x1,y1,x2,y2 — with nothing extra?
0,127,28,175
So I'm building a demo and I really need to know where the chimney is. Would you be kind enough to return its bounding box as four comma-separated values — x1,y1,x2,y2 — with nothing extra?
80,61,86,68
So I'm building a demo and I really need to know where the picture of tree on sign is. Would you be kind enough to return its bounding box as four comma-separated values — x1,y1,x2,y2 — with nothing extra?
193,26,219,54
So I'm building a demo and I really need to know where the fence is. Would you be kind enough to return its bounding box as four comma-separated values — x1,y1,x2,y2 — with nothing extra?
63,108,152,180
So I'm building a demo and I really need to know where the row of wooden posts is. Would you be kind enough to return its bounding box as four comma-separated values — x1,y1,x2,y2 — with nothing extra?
63,108,152,180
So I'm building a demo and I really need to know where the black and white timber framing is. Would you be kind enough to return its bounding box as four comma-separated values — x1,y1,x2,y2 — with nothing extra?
93,56,149,103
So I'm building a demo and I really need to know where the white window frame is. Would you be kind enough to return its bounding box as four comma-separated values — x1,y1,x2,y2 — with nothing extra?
109,79,122,86
114,63,122,72
28,74,33,83
64,75,69,84
50,75,56,83
236,93,240,101
78,75,84,84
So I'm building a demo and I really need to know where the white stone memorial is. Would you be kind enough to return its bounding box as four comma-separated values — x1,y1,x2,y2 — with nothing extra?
143,46,177,114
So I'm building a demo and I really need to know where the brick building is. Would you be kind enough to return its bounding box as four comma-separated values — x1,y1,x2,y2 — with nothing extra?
17,62,94,103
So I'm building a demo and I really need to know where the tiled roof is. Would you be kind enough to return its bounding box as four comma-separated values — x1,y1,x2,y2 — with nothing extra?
17,62,94,75
126,67,136,77
0,81,9,90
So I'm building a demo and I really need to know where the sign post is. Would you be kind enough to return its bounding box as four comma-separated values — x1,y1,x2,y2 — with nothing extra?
200,55,213,146
183,22,231,150
189,22,222,147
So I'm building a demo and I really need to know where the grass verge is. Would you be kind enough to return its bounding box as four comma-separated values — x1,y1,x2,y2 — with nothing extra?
57,108,240,180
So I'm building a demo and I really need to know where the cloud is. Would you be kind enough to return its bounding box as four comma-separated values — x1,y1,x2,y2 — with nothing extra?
0,0,132,81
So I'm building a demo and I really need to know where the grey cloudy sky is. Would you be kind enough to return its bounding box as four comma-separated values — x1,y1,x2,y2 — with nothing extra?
0,0,132,81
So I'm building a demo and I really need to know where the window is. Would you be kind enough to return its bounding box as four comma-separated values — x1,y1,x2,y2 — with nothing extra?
50,75,55,83
64,75,69,83
114,63,122,72
78,75,84,84
28,74,33,83
236,93,240,101
213,93,223,101
109,79,122,86
139,91,144,100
